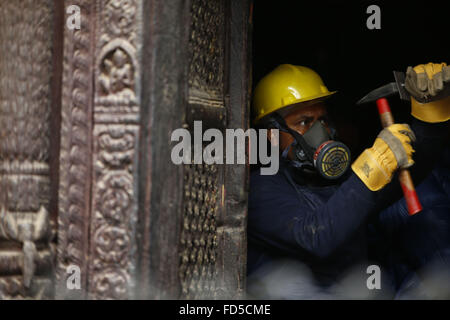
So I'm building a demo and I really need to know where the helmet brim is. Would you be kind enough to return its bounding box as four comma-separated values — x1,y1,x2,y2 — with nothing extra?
254,90,338,124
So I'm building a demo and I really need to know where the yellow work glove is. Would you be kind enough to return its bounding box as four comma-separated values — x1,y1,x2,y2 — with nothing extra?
352,124,416,191
405,62,450,123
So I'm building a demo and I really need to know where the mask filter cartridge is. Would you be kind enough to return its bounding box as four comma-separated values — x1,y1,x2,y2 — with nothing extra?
302,121,351,180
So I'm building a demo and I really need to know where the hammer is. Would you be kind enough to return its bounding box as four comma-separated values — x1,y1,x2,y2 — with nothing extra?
357,71,422,215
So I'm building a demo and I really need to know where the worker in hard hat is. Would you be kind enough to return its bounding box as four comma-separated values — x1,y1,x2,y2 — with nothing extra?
247,63,450,299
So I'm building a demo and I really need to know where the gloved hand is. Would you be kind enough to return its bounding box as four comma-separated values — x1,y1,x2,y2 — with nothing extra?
352,124,416,191
405,62,450,123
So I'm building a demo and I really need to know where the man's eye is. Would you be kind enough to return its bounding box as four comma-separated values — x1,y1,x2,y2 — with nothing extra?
298,120,307,126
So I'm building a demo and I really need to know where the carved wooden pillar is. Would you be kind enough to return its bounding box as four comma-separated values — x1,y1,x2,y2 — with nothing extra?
0,0,251,300
178,0,228,300
56,0,251,300
56,0,95,299
219,0,252,300
139,0,252,300
0,0,56,299
57,0,142,299
178,0,251,300
88,0,142,300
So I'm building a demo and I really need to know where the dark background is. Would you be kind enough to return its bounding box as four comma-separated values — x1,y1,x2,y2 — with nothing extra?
252,0,450,155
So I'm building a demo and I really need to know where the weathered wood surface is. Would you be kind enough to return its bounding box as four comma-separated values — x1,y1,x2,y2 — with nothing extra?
217,0,252,300
138,0,251,300
57,0,144,300
56,0,95,300
0,0,251,300
0,0,57,299
137,0,188,300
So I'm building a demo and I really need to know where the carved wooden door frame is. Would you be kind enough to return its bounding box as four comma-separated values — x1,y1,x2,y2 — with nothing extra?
0,0,251,300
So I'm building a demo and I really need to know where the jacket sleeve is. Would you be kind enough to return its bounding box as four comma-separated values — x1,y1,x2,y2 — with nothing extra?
248,172,380,259
378,145,450,233
374,118,449,221
409,118,449,184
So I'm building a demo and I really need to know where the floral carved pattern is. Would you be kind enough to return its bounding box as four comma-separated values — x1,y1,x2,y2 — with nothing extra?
85,0,142,300
55,0,143,300
103,0,137,40
97,171,133,224
98,128,135,168
95,226,131,264
89,123,138,299
91,269,128,300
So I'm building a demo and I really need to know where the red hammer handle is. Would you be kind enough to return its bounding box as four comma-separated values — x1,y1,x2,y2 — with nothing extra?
376,98,422,215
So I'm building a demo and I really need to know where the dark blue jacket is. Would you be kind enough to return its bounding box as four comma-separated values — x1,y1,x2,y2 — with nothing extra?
247,118,449,290
371,145,450,297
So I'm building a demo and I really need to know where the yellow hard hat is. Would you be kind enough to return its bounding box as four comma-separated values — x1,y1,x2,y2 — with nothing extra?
252,64,337,123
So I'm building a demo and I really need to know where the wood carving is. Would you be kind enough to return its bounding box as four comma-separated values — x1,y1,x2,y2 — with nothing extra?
179,163,220,299
0,0,55,299
56,0,95,300
188,0,226,106
179,0,227,300
89,0,142,300
57,0,142,300
0,0,250,300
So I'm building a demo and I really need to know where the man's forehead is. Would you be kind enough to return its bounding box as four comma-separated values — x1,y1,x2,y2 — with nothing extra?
280,101,328,119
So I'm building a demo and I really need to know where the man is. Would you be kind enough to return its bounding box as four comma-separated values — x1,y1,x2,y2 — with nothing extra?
247,63,450,299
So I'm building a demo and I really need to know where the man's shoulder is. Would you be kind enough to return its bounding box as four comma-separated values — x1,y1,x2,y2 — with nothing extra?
250,167,287,188
249,167,298,202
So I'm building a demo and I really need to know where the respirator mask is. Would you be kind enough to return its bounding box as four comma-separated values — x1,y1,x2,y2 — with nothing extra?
268,113,351,180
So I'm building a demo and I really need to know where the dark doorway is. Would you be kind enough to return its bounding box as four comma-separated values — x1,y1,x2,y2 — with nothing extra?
252,0,450,155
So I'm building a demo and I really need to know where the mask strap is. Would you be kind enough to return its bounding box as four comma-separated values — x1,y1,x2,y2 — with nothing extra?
269,116,307,168
281,141,310,169
281,141,294,159
269,113,315,162
330,126,337,140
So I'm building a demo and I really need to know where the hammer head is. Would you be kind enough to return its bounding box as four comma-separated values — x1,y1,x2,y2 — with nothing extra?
357,71,410,105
